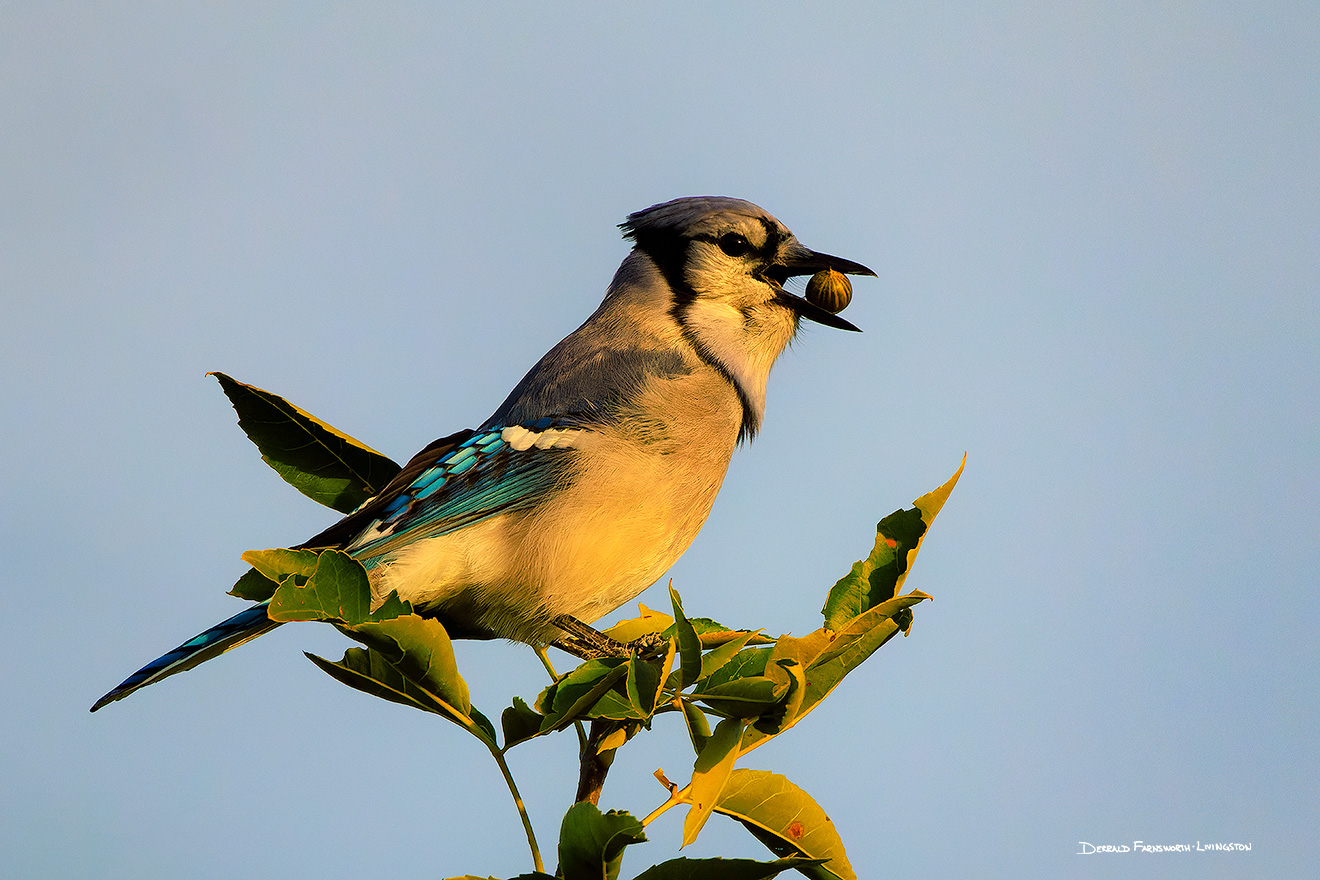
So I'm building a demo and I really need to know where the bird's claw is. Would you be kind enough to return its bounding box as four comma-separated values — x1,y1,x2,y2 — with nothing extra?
551,614,671,660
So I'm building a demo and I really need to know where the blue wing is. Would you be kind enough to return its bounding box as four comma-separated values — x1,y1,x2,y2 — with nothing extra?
329,420,582,565
91,419,585,711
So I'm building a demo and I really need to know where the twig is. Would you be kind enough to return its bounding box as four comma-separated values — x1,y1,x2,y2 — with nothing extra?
487,743,544,874
574,719,617,804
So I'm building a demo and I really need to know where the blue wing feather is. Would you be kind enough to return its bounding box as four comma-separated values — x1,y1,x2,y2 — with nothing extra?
90,603,278,711
91,420,584,711
345,425,577,564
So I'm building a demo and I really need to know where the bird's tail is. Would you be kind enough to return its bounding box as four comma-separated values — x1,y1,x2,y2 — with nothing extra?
90,602,281,711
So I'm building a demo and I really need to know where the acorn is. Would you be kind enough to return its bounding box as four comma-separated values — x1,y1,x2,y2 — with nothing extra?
804,268,853,314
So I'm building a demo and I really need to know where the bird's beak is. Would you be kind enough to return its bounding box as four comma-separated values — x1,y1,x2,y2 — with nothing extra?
772,246,876,332
782,248,876,279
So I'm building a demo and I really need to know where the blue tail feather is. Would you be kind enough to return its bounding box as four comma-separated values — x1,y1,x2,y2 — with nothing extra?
90,602,280,711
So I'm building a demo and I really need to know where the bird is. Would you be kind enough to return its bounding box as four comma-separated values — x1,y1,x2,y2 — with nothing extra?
91,196,875,711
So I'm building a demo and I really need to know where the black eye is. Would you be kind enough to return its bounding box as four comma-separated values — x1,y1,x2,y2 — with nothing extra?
717,232,752,257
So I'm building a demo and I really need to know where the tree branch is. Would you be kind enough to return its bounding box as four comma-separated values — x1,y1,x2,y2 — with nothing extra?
575,719,617,804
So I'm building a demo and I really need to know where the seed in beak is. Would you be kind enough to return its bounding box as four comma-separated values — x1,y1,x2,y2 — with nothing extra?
805,269,853,314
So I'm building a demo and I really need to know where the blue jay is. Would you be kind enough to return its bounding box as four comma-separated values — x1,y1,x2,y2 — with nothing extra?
91,196,874,711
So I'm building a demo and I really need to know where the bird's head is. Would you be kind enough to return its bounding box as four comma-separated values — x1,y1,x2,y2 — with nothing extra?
618,196,875,440
620,195,875,334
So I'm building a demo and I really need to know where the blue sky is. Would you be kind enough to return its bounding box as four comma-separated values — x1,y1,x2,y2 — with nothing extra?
3,4,1317,878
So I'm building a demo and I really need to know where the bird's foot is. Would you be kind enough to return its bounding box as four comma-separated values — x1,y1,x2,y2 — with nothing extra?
551,615,668,660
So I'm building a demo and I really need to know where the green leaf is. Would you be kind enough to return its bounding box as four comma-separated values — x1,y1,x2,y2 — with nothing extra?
600,604,674,643
663,629,764,693
765,629,832,673
630,857,823,880
661,617,734,639
594,696,651,723
693,675,786,719
682,717,746,846
699,630,776,649
346,614,470,716
262,549,411,625
806,593,931,698
212,371,401,513
542,656,657,723
700,647,770,692
241,547,320,583
741,592,930,753
306,647,436,713
305,648,473,734
821,457,963,630
557,802,646,880
714,769,855,880
370,589,413,621
586,681,652,721
266,549,368,623
227,566,280,601
467,707,500,750
625,652,666,720
501,696,545,750
696,631,760,684
680,700,712,754
538,659,631,730
669,587,702,691
751,660,806,736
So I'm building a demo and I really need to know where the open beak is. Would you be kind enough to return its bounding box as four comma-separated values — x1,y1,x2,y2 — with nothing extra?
771,247,876,332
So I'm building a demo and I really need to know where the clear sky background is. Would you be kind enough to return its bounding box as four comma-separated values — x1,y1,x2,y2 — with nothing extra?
3,4,1317,879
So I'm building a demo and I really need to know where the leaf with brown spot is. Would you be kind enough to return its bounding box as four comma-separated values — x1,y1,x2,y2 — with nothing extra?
714,769,855,880
820,457,963,630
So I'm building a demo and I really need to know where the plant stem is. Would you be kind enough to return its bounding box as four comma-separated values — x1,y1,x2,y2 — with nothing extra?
641,785,689,826
533,645,561,680
488,744,544,874
536,646,589,753
574,719,617,804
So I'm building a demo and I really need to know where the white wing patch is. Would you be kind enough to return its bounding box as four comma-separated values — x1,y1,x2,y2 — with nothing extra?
501,424,585,451
351,519,397,547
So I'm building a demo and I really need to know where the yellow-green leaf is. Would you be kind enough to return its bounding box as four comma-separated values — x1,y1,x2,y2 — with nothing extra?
626,651,667,719
694,675,787,719
666,630,764,692
601,604,674,643
305,647,493,746
752,660,806,736
346,614,470,716
241,547,320,583
630,857,824,880
740,593,931,754
252,549,411,625
681,699,712,754
821,457,963,630
682,717,747,846
538,659,630,730
714,769,855,880
670,587,702,690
